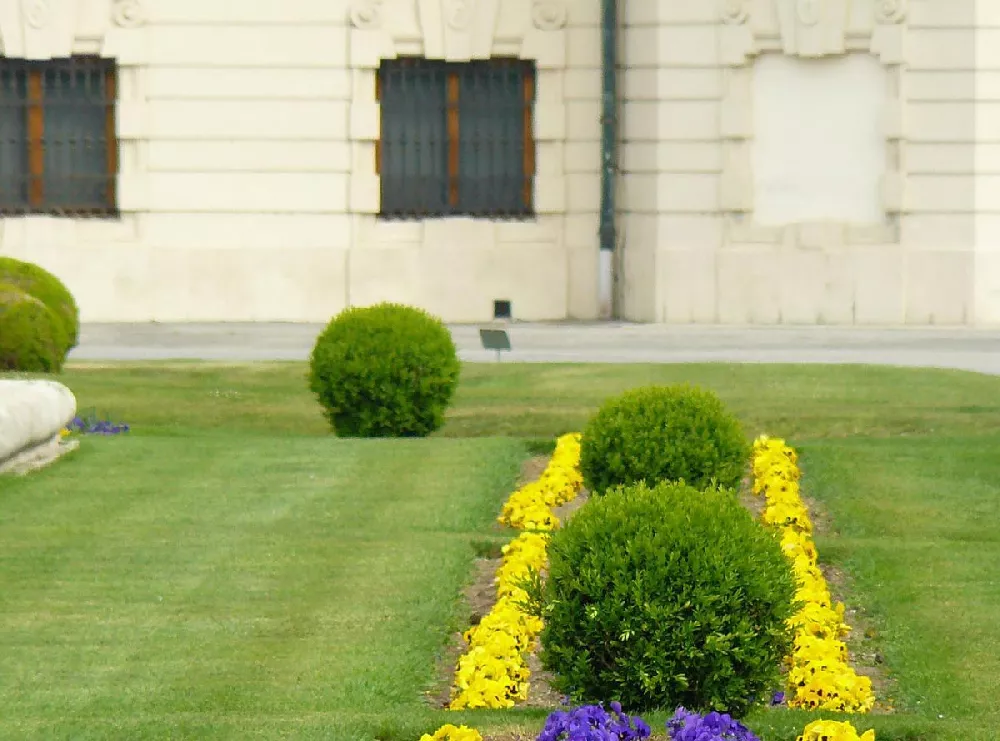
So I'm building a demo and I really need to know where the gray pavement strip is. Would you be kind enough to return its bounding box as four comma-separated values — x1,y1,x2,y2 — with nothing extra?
68,323,1000,375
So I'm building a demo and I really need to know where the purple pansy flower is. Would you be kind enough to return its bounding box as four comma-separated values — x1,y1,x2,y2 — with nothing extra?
666,707,760,741
67,409,130,436
538,702,651,741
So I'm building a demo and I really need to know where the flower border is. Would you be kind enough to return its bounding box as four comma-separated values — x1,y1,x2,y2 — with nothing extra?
447,433,584,710
424,433,880,740
752,435,875,713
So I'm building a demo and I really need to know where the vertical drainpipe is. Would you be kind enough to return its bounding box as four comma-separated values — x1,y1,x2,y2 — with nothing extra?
598,0,618,319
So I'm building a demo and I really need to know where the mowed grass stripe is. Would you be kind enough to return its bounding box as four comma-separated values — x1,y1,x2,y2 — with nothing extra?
799,438,1000,724
0,435,523,737
57,361,1000,440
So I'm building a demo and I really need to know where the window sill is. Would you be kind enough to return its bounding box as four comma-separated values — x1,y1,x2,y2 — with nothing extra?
0,210,122,220
376,213,538,223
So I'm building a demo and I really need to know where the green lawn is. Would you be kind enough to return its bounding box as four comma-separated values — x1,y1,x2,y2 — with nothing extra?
54,361,1000,439
0,433,523,740
3,361,1000,740
737,434,1000,741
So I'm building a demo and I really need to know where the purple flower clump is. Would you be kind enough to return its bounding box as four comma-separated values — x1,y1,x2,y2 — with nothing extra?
68,412,130,436
769,691,785,707
537,702,651,741
666,707,760,741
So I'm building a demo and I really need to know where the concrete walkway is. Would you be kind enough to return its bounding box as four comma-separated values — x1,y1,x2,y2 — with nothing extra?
69,322,1000,374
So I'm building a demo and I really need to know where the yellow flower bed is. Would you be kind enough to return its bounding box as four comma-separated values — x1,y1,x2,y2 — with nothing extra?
752,436,875,714
448,433,583,711
419,723,482,741
497,434,584,531
797,719,875,741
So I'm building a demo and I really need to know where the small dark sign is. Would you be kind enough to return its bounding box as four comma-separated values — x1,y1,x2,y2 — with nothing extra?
479,328,511,361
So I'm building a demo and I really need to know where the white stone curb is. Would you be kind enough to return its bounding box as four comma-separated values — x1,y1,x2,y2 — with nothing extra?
0,379,78,475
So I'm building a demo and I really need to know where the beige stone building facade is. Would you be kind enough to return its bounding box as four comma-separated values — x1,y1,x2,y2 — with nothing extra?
0,0,988,325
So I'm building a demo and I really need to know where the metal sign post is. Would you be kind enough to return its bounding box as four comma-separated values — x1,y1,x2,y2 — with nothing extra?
479,328,511,362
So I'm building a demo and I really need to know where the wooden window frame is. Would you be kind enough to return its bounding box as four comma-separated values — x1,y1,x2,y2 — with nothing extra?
0,56,119,217
375,57,536,219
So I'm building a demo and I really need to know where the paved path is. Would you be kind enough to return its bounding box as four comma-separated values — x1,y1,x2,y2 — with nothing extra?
70,322,1000,374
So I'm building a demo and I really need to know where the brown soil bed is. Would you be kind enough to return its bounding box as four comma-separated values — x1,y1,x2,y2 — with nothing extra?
800,494,896,713
426,556,502,709
426,455,589,711
743,466,895,713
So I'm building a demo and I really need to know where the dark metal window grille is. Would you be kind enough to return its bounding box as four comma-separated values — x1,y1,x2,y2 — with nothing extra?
377,57,536,219
0,56,118,217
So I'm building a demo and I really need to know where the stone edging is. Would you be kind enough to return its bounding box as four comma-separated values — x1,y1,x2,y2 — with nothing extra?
0,379,78,476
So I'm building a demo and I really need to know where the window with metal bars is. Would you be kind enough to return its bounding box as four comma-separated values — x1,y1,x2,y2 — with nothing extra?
376,57,536,219
0,56,118,217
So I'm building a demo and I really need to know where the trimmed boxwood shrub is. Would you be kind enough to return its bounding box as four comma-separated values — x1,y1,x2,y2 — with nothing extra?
0,257,79,357
308,302,460,437
580,384,749,494
537,481,797,715
0,283,64,373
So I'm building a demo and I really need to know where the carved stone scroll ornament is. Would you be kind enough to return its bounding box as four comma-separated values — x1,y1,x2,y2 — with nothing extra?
796,0,821,26
112,0,146,28
874,0,906,23
349,0,384,29
720,0,749,24
447,0,475,30
532,0,568,31
22,0,52,30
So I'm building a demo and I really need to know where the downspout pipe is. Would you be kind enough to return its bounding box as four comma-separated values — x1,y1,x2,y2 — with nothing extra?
598,0,618,319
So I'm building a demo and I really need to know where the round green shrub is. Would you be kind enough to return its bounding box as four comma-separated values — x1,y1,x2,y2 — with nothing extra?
580,384,749,494
0,283,64,373
538,481,797,715
308,302,461,437
0,257,79,357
